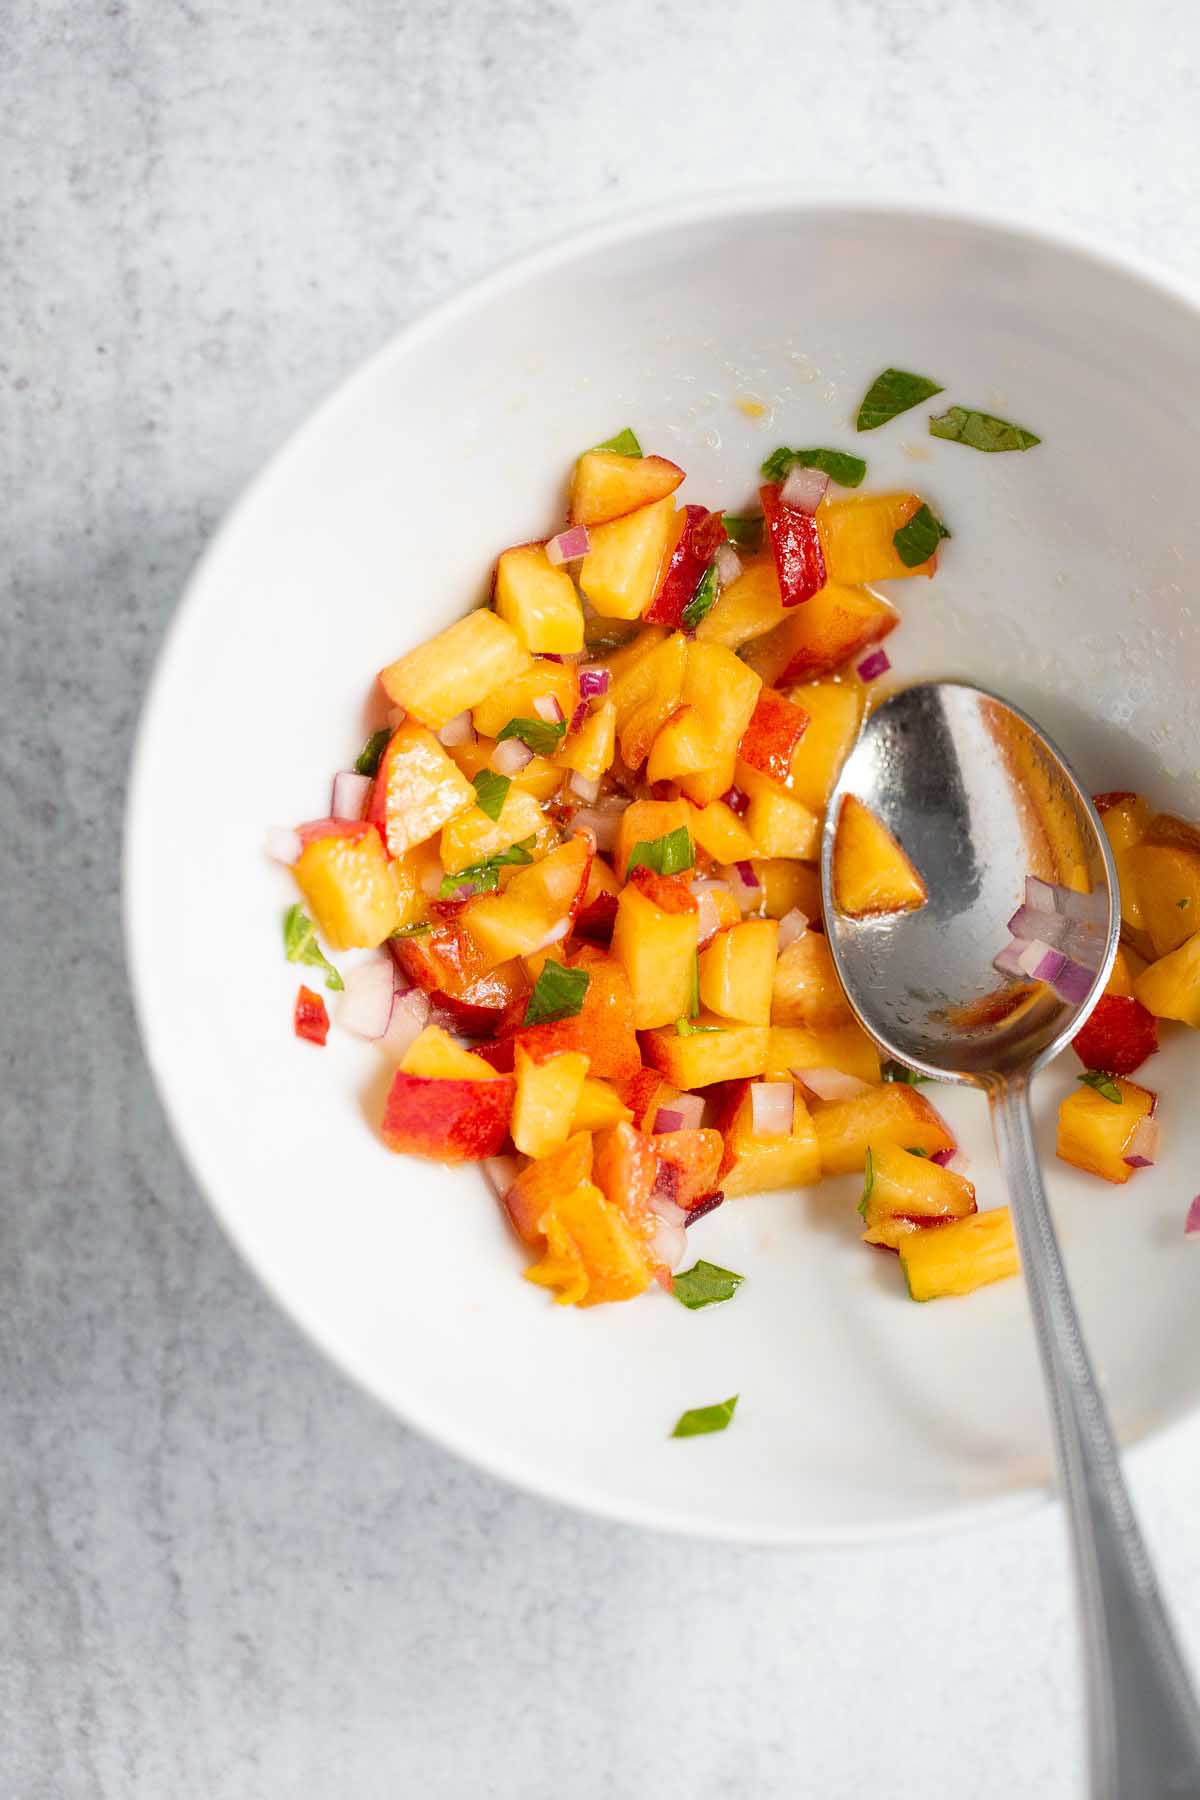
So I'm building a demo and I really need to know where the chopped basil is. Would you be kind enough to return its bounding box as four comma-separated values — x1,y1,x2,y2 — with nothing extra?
626,826,694,877
282,904,343,992
860,1145,875,1212
893,503,952,568
1178,897,1191,910
675,1017,722,1037
524,960,590,1026
439,836,535,898
681,561,720,630
671,1395,738,1438
1078,1069,1123,1104
688,950,701,1018
472,768,511,822
857,368,944,432
722,513,764,550
390,921,433,938
906,1146,930,1158
672,1261,745,1310
354,727,392,778
882,1059,930,1085
760,446,867,488
592,427,642,457
496,715,567,757
929,406,1040,453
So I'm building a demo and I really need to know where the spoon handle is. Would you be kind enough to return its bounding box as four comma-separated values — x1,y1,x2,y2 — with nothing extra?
991,1079,1200,1799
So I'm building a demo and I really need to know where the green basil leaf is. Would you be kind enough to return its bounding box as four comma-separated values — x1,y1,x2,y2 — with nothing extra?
675,1017,722,1037
681,561,720,630
354,727,392,778
496,715,567,757
282,904,343,992
857,368,944,432
906,1146,930,1158
857,1145,875,1218
1177,897,1191,910
390,921,433,938
524,960,591,1027
1078,1069,1123,1105
881,1059,930,1085
893,502,952,568
760,446,867,487
722,513,764,550
688,950,701,1018
439,837,535,899
671,1395,739,1438
592,428,643,457
472,768,511,822
928,406,1040,453
626,826,694,877
672,1261,745,1310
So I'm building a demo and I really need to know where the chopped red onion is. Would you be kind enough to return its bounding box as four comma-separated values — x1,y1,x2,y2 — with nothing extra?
331,770,372,821
492,737,534,775
1025,874,1106,926
1051,958,1095,1006
777,908,809,952
692,887,725,946
1123,1115,1160,1169
751,1081,795,1139
930,1147,956,1168
797,1067,871,1102
533,694,565,725
655,1093,704,1133
1186,1197,1200,1237
483,1155,520,1198
570,770,600,803
1017,939,1068,984
578,667,611,700
419,858,446,898
378,989,430,1061
436,711,473,747
532,916,571,952
337,957,397,1040
545,525,590,565
265,826,302,865
571,798,628,851
993,941,1027,979
684,1191,725,1226
653,1107,684,1134
856,648,892,683
779,465,830,513
733,860,760,890
649,1199,689,1272
714,543,743,588
723,786,750,818
1008,904,1101,964
567,699,589,735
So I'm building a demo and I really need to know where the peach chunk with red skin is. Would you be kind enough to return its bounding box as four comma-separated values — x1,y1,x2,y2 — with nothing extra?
381,1071,514,1163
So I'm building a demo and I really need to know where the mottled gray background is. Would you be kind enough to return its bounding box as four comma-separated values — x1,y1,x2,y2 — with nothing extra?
5,3,1200,1796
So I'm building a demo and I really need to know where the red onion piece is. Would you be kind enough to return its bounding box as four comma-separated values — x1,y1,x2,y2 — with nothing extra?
436,711,473,748
653,1107,684,1134
569,770,600,803
571,799,628,851
993,940,1028,979
1122,1115,1160,1169
567,699,588,735
533,694,565,725
779,465,830,513
684,1191,725,1226
578,667,611,700
714,543,743,588
545,525,590,565
649,1200,688,1272
856,648,892,683
492,737,534,775
655,1093,704,1133
733,860,760,889
378,988,431,1061
337,956,397,1040
419,858,445,898
797,1067,870,1102
777,907,809,951
1025,874,1106,925
1008,905,1101,964
693,887,724,946
331,770,372,821
1186,1196,1200,1236
1051,958,1095,1006
751,1081,795,1139
532,916,571,952
930,1147,956,1168
1017,939,1068,983
265,826,302,865
723,786,749,818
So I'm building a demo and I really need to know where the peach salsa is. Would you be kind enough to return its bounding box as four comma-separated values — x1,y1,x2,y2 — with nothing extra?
269,374,1200,1429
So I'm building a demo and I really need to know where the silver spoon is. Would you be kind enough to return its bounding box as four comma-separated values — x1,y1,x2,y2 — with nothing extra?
821,679,1200,1800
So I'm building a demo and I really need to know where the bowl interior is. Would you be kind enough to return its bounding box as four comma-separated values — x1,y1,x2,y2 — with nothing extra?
126,200,1200,1542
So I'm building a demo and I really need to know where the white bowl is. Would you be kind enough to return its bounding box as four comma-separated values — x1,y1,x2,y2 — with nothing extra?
125,196,1200,1545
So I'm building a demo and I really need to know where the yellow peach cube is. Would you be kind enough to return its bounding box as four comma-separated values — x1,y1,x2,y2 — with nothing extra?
380,609,530,729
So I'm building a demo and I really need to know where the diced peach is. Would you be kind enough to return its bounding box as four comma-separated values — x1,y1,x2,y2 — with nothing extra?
614,1066,677,1130
1105,943,1147,998
571,1077,633,1132
471,660,578,740
783,680,865,813
380,608,531,729
503,1132,592,1244
439,783,543,873
766,1021,881,1085
859,1143,976,1250
1134,931,1200,1027
1126,814,1200,955
652,1128,724,1206
737,688,810,786
391,915,522,1025
558,699,616,784
494,543,584,654
525,1182,654,1306
1096,792,1151,932
293,824,400,949
753,860,822,921
611,870,699,1029
462,834,592,967
698,919,778,1023
610,631,689,767
614,796,693,881
366,721,475,857
1056,1076,1156,1183
400,1023,498,1080
714,1079,820,1195
579,496,679,620
645,507,728,626
772,931,853,1029
817,492,934,583
593,625,667,686
381,1071,514,1162
694,549,788,648
453,736,564,803
899,1208,1019,1301
641,1020,770,1086
688,800,758,865
746,583,898,684
511,1046,590,1158
673,642,762,807
569,449,684,526
646,704,708,785
736,765,820,859
574,856,621,942
833,794,928,917
811,1084,954,1175
592,1121,658,1226
501,946,641,1080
